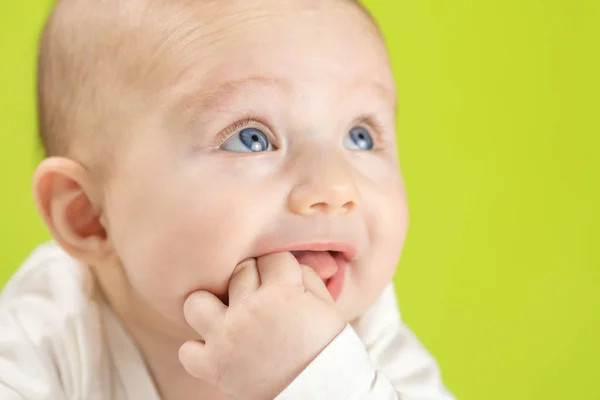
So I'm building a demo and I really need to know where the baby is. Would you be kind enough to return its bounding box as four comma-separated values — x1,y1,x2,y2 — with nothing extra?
0,0,454,399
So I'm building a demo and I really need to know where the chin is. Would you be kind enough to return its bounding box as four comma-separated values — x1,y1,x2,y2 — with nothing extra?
340,276,392,320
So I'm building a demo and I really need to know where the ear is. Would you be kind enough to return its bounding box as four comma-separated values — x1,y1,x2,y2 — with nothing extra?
32,157,112,265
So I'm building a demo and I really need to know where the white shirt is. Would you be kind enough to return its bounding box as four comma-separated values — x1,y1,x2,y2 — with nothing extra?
0,243,454,400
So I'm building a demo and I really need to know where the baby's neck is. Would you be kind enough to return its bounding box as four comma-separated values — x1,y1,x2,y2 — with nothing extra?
129,322,230,400
93,269,230,400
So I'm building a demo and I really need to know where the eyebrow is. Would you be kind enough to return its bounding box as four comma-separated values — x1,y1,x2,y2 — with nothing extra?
352,80,397,108
176,74,396,117
180,76,293,113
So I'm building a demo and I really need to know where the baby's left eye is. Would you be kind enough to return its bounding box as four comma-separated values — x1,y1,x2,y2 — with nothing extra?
344,126,374,150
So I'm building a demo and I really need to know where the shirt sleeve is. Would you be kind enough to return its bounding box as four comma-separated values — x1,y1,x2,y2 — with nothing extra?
275,284,455,400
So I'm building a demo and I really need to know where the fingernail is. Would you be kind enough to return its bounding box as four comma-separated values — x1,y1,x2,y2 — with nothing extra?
233,258,255,275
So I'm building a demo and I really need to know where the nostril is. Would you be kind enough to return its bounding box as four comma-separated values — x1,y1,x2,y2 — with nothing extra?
309,202,328,212
308,201,356,214
342,201,356,212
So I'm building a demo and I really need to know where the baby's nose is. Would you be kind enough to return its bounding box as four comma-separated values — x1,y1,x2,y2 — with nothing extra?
287,159,360,216
288,182,358,216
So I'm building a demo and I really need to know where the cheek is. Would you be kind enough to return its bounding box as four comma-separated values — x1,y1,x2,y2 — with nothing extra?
362,162,408,260
348,174,408,316
353,154,409,263
373,177,409,274
104,170,278,322
109,193,230,309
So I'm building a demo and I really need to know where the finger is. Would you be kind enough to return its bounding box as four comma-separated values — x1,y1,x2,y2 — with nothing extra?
228,258,261,305
256,252,302,286
179,340,217,382
300,264,335,305
184,290,227,338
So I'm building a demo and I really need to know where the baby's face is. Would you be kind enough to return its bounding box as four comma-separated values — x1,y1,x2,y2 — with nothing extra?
99,0,407,337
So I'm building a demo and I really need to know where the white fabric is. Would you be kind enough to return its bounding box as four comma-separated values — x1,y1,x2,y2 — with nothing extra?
0,243,454,400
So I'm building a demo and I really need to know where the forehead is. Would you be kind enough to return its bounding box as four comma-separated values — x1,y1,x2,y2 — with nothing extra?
158,0,395,110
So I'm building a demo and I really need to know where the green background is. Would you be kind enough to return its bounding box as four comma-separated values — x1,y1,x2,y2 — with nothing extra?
1,1,598,399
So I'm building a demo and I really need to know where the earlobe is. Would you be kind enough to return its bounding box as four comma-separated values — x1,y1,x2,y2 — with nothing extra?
32,157,112,265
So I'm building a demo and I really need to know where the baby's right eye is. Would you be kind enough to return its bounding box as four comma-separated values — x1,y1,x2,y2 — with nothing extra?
220,127,274,153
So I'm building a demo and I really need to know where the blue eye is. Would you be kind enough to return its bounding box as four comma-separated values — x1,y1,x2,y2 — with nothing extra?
220,127,273,153
344,126,374,150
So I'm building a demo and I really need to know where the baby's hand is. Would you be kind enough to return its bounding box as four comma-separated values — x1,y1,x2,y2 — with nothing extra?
179,252,346,400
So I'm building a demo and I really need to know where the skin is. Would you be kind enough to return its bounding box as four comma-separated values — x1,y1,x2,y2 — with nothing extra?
33,0,409,399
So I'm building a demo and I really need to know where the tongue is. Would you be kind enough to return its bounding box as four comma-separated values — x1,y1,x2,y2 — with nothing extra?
292,251,338,280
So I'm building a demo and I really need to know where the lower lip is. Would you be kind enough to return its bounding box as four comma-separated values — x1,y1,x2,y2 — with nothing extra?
326,258,347,301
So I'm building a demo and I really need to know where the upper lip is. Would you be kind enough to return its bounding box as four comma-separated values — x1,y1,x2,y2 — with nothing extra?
268,242,357,262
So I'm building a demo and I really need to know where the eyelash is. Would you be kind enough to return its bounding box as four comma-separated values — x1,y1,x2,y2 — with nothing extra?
215,114,388,149
215,114,258,148
215,114,272,148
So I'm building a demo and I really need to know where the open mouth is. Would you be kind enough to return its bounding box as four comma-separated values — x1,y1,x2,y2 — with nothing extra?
221,249,347,306
290,249,349,301
291,250,342,282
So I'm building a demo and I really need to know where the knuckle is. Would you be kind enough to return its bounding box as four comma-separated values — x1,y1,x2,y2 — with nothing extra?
214,352,233,386
184,291,209,317
245,297,265,317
